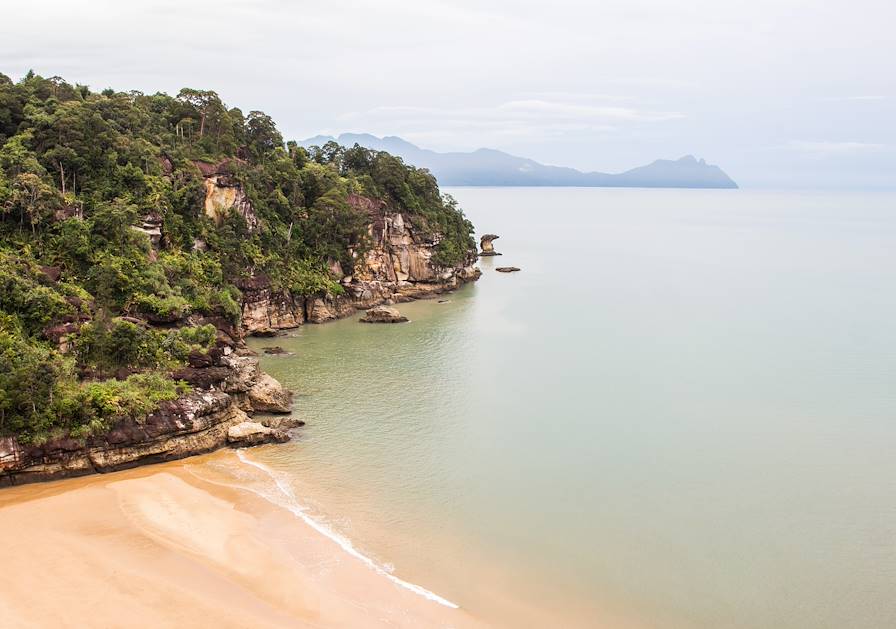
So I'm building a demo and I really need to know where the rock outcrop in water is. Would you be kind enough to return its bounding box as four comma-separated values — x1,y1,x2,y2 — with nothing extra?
359,305,408,323
227,421,290,447
479,234,501,256
239,195,480,335
495,266,520,273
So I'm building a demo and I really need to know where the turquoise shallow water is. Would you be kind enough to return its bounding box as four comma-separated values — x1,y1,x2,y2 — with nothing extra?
247,187,896,628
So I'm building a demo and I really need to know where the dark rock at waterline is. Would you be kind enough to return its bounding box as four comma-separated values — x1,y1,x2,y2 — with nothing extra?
359,305,409,323
496,267,521,273
252,328,279,337
261,416,306,430
262,346,289,355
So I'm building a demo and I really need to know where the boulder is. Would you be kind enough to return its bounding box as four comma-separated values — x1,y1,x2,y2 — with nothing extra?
359,305,409,323
226,421,289,447
247,372,293,413
39,265,62,283
496,266,521,273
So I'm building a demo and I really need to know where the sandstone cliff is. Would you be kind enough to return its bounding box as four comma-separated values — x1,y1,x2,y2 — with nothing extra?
239,194,481,333
195,159,259,230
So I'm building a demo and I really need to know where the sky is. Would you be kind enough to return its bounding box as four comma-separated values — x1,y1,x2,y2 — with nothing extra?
1,0,893,188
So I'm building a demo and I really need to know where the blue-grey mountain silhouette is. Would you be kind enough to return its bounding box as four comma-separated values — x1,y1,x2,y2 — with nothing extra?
299,133,738,189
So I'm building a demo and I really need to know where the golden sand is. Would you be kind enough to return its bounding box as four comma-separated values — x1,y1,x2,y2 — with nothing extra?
0,457,483,628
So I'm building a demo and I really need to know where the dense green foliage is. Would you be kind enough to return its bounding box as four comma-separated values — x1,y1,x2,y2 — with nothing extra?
0,70,474,443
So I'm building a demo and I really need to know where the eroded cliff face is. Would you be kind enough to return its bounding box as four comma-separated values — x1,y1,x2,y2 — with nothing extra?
0,329,294,487
194,160,259,230
239,195,480,334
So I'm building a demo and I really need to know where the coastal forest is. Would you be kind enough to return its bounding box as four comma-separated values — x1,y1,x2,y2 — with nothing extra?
0,71,474,444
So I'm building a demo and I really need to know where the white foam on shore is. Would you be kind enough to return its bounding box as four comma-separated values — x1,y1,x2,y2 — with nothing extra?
234,449,460,609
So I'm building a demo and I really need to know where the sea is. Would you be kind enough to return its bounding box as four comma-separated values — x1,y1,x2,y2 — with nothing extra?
233,187,896,628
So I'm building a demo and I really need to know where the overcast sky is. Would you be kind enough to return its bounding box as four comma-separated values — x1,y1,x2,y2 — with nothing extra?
2,0,893,188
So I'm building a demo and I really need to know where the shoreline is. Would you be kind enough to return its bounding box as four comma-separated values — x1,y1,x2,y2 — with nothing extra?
0,451,483,628
0,279,478,489
233,449,461,609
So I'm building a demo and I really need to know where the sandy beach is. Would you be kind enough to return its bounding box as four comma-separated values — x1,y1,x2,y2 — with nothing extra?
0,453,483,629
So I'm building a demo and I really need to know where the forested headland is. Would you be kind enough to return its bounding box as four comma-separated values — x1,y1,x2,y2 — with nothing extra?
0,71,475,444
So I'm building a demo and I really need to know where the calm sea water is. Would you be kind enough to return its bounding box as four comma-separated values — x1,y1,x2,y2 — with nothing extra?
245,187,896,628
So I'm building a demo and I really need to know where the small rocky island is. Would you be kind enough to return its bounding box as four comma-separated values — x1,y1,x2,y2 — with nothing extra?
496,266,521,273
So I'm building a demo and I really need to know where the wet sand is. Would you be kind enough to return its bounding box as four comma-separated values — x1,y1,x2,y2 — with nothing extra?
0,455,483,629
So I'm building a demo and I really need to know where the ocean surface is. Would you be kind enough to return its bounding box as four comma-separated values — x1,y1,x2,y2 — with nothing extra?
242,187,896,628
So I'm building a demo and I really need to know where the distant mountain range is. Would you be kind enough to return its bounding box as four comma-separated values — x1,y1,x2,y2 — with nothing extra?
298,133,738,189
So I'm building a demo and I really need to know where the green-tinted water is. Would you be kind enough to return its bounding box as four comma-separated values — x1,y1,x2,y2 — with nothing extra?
246,188,896,628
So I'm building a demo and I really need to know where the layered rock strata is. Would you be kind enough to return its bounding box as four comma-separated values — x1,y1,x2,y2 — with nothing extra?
239,195,481,334
1,327,294,487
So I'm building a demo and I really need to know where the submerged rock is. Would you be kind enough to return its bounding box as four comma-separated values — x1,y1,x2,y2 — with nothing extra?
496,266,520,273
359,305,409,323
262,346,289,355
479,234,501,256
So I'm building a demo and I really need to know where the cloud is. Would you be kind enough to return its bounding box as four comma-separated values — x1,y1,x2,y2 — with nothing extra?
496,100,683,122
784,140,887,157
821,95,887,101
334,99,683,150
2,0,894,185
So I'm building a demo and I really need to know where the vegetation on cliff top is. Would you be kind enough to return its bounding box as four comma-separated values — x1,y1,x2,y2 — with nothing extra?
0,70,475,443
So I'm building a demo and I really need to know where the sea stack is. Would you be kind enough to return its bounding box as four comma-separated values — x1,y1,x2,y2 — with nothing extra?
480,234,501,256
